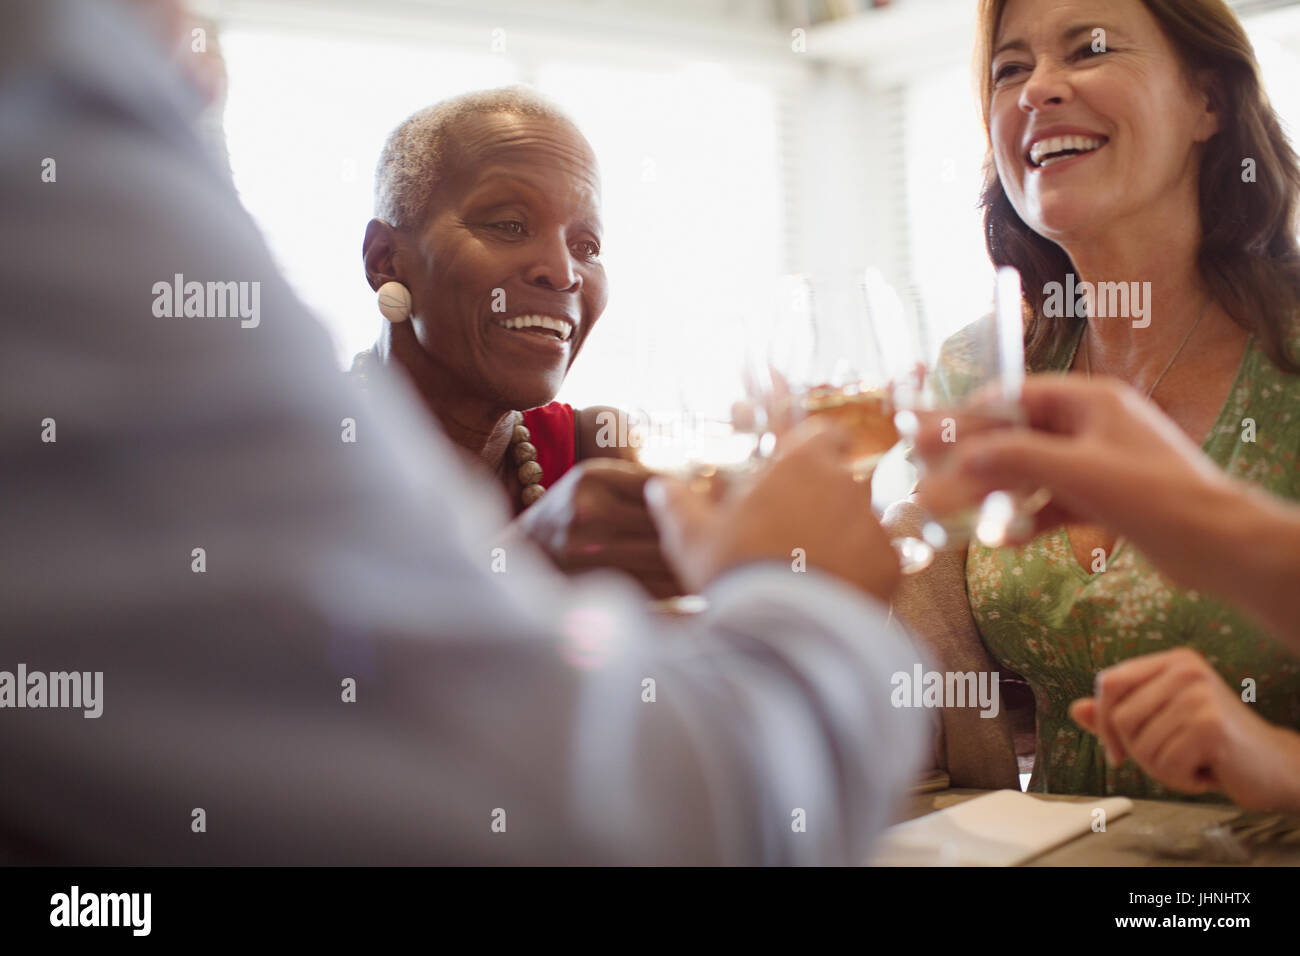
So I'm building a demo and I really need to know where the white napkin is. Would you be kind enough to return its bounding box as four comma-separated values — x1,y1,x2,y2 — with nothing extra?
871,789,1134,866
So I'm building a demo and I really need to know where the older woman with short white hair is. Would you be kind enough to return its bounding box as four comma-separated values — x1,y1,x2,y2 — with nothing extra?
353,88,679,596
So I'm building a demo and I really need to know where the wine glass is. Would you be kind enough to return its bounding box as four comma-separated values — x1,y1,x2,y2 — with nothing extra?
755,268,935,574
909,266,1051,550
634,304,764,490
635,399,761,491
636,308,764,615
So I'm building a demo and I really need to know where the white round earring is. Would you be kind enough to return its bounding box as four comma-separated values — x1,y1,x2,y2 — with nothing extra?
376,281,412,323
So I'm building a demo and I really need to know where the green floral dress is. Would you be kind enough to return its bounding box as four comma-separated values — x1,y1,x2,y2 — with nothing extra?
936,316,1300,800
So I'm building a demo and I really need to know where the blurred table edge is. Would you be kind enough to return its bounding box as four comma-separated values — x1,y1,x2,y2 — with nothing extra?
877,787,1300,866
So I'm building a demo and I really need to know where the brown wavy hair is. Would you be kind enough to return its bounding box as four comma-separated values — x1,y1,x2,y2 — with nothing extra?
975,0,1300,372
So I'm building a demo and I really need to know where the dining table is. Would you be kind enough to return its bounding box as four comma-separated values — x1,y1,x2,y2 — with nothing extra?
882,785,1300,866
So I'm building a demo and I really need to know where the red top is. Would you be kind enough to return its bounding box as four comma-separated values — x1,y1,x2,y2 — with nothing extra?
522,402,577,489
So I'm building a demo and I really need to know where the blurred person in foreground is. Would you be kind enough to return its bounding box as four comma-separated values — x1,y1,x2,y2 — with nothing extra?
353,89,682,597
915,375,1300,812
891,0,1300,801
0,0,926,864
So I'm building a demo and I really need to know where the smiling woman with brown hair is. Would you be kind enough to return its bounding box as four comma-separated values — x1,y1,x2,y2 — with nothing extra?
897,0,1300,801
353,87,680,596
975,0,1300,375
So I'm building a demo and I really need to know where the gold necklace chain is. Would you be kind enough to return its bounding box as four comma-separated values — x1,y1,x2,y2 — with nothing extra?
1082,296,1212,399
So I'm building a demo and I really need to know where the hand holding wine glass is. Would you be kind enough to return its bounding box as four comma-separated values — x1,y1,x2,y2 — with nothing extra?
901,267,1052,551
646,418,903,604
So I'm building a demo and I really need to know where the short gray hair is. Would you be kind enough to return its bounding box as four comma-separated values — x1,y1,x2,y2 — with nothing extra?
373,86,576,231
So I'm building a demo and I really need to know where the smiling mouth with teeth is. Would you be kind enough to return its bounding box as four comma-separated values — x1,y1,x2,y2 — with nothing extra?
494,314,574,342
1028,134,1108,169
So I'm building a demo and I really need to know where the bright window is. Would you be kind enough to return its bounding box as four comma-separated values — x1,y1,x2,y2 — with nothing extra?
222,28,783,417
222,28,516,365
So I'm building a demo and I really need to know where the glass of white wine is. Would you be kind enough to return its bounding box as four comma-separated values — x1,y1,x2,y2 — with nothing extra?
910,266,1051,551
637,309,765,615
635,402,762,494
635,305,766,492
758,269,935,574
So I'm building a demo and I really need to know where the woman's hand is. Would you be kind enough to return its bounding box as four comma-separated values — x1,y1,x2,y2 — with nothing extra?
513,458,683,598
1071,648,1300,812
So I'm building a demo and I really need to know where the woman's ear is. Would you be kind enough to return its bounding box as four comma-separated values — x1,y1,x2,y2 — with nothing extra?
1193,71,1223,142
362,218,402,291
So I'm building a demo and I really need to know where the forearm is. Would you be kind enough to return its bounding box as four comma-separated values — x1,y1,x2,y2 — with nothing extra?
1268,725,1300,813
1101,456,1300,650
1198,479,1300,652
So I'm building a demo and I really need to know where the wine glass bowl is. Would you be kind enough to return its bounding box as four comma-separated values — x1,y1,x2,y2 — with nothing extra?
789,384,901,482
635,408,761,497
749,268,935,574
915,267,1052,550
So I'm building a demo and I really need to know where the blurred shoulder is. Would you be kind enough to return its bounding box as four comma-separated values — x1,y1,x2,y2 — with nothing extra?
936,317,992,368
1285,312,1300,370
1249,311,1300,386
347,347,381,387
933,316,993,405
575,405,637,461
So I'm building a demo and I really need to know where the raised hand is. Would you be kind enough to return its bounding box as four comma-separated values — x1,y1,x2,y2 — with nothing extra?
515,458,683,598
